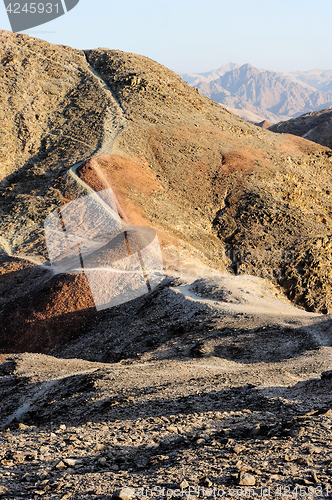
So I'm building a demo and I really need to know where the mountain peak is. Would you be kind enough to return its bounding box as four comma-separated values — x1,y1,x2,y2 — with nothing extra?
215,62,239,73
238,63,259,75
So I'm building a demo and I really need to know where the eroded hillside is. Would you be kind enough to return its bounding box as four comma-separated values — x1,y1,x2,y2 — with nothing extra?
1,32,332,354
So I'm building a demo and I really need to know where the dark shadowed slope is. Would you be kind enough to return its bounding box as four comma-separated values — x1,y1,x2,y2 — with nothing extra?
270,108,332,150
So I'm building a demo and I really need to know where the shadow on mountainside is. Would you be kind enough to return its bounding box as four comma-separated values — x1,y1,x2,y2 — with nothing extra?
1,356,331,433
1,273,330,363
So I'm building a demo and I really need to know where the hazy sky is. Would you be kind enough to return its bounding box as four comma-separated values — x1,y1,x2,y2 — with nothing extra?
2,0,332,73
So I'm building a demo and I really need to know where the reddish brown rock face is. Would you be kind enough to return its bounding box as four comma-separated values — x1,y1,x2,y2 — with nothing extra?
256,120,273,129
0,271,95,353
77,154,163,227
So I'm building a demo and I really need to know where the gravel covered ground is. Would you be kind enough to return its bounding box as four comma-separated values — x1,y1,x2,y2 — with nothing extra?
1,379,332,499
1,279,332,500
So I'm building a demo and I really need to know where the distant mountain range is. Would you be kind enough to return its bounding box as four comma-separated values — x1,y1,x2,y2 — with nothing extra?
179,64,332,123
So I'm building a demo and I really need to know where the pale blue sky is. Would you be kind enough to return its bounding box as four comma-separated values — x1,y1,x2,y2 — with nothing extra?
1,0,332,73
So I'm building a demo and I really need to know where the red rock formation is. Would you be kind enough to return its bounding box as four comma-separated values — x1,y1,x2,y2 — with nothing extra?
0,272,95,354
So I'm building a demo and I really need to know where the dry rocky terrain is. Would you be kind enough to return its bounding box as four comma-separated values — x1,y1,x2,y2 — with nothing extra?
1,275,332,499
270,109,332,150
1,31,332,499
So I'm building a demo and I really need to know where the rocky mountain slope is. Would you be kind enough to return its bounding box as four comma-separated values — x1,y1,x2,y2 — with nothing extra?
270,108,332,150
1,31,332,499
2,30,332,356
0,338,332,498
180,64,332,123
